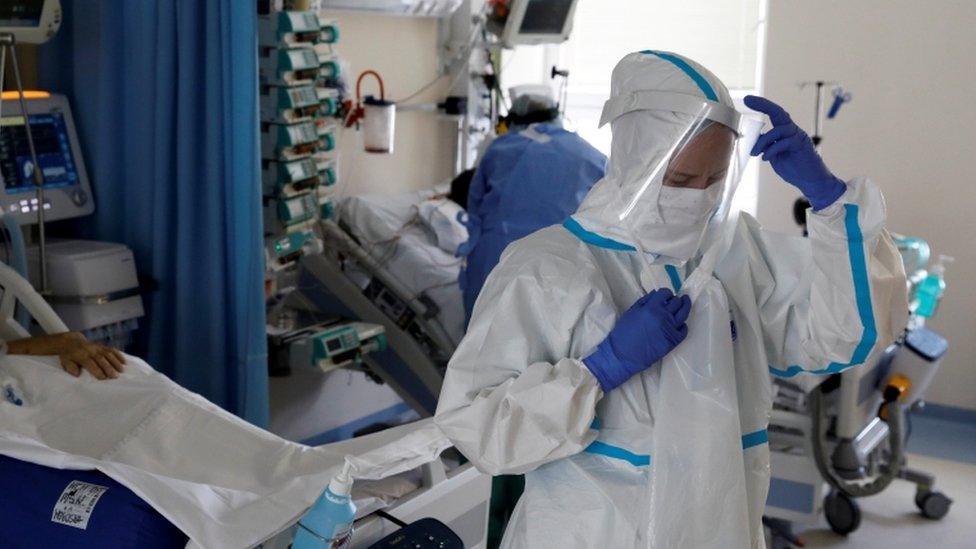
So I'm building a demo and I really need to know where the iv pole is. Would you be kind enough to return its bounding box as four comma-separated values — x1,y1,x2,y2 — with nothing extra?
0,32,48,294
793,80,849,235
801,80,836,153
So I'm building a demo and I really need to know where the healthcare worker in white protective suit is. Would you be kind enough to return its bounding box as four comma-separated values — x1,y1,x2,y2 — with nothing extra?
434,50,908,548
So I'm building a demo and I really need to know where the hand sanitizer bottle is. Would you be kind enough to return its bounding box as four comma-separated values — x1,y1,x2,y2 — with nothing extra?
916,255,953,318
293,463,356,548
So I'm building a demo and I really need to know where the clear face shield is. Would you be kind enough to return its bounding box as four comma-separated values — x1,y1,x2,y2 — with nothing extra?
598,92,763,296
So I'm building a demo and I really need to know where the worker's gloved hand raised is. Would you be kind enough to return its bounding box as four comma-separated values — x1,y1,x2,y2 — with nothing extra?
744,95,847,211
583,288,691,393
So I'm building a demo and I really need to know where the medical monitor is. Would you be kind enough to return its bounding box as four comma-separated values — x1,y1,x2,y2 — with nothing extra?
0,93,95,224
0,0,62,44
496,0,578,48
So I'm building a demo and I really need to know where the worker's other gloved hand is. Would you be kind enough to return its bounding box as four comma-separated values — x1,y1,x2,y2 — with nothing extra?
583,288,691,393
744,95,847,211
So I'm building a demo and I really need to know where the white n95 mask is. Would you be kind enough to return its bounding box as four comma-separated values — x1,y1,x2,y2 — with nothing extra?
658,184,723,225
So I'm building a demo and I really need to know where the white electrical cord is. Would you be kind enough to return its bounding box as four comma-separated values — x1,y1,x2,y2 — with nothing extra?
395,8,488,105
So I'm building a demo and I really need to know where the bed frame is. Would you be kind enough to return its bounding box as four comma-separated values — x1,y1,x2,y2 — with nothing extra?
287,220,459,417
0,216,456,418
0,261,69,340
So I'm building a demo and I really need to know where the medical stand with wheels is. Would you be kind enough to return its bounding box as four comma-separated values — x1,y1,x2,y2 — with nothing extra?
764,81,954,547
765,235,953,547
0,1,145,349
0,32,49,294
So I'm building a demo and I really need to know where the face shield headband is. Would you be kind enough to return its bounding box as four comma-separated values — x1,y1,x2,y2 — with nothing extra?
597,91,763,297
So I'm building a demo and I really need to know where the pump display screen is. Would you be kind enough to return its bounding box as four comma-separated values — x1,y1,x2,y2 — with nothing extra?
0,112,79,193
0,0,45,27
519,0,574,34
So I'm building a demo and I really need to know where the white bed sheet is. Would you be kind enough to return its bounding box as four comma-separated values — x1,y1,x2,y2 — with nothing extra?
337,191,466,346
0,354,450,548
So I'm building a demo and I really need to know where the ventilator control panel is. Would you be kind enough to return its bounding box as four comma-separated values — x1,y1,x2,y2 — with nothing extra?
0,112,78,190
0,94,95,223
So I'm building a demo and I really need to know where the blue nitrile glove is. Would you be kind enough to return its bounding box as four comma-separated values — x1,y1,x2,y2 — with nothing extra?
583,288,692,393
744,95,847,211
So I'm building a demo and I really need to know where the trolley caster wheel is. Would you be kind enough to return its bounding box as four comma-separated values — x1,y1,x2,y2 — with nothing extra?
824,491,861,535
915,490,952,520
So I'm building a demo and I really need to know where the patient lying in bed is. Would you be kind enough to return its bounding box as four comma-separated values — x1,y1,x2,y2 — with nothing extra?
337,187,469,345
3,331,125,380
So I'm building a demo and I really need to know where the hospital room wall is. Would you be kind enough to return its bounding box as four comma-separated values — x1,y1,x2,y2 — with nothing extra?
758,0,976,411
324,10,459,196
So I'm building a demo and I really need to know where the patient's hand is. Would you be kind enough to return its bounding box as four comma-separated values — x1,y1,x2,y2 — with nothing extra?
7,332,126,380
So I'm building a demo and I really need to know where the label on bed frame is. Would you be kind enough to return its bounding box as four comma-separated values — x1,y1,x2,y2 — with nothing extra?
50,480,109,530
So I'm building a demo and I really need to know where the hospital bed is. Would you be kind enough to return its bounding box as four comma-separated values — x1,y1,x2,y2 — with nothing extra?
287,189,466,416
765,235,952,545
261,421,490,549
0,260,490,548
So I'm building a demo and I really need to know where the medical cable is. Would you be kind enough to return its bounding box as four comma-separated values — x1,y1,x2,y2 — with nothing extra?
437,19,489,104
395,74,446,106
395,7,487,105
332,213,462,304
319,219,458,353
484,29,509,113
360,218,422,267
374,509,408,528
358,210,464,271
359,228,464,300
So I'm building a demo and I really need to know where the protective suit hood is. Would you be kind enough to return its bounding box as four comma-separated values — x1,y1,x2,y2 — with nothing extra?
435,52,906,549
572,51,751,264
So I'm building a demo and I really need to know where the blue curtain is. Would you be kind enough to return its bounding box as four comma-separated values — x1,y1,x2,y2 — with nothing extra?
39,1,269,426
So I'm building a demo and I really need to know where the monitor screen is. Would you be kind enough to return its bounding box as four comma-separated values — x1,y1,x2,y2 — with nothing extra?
0,0,45,28
519,0,574,35
0,112,79,193
327,337,343,352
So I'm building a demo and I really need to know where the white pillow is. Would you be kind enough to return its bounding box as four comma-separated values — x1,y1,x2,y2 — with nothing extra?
416,198,469,256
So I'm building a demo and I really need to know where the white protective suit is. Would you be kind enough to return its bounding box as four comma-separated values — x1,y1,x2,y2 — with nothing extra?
434,51,907,548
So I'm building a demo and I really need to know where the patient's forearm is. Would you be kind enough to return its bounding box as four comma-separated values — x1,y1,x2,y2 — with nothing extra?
6,332,127,380
7,332,86,355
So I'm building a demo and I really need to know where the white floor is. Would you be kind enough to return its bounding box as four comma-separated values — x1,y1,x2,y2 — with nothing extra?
796,453,976,548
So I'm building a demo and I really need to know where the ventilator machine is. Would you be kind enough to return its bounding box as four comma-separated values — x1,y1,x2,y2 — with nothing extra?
0,0,144,349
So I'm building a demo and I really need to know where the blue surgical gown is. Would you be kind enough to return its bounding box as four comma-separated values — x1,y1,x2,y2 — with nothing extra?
459,124,606,319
